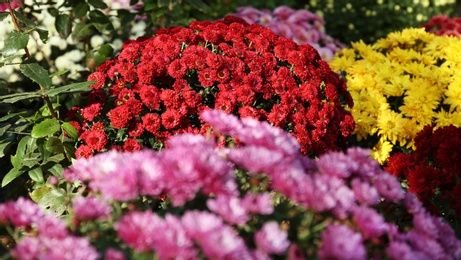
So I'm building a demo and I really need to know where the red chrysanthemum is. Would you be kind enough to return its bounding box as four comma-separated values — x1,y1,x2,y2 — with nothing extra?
81,103,102,122
80,129,107,151
123,138,141,152
142,113,161,134
75,145,93,159
72,15,354,158
108,105,131,129
161,109,183,130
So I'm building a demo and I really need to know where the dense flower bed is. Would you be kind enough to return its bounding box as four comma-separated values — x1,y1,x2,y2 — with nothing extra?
386,125,461,220
230,6,346,61
422,14,461,36
329,27,461,163
2,110,460,259
71,15,354,158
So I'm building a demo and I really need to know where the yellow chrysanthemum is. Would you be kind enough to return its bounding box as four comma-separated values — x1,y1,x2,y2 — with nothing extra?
329,27,461,164
444,80,461,112
371,138,393,164
376,109,406,145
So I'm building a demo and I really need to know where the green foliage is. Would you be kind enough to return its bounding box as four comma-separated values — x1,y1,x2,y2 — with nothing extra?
303,0,458,44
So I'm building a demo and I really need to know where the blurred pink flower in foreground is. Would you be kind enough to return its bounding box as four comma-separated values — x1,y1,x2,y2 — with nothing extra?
0,1,20,12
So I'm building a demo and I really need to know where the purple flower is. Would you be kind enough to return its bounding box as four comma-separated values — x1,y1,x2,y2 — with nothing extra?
200,109,244,137
346,147,380,179
5,197,44,227
10,237,41,260
151,214,197,259
12,235,99,260
72,195,111,220
182,211,252,259
403,192,425,214
254,222,290,255
316,150,358,178
65,151,143,201
115,211,160,252
36,215,69,239
202,109,300,156
272,6,296,19
353,206,388,239
139,153,165,197
89,162,140,201
386,241,431,260
235,6,263,23
318,224,366,260
374,173,405,203
351,178,380,205
242,192,274,215
432,217,461,258
311,174,355,219
105,248,126,260
207,195,250,226
38,236,100,260
406,230,447,259
160,140,237,206
225,146,285,174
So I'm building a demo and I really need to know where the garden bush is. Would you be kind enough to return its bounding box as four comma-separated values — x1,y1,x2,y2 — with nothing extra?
2,110,460,259
303,0,458,44
329,27,461,164
71,15,354,158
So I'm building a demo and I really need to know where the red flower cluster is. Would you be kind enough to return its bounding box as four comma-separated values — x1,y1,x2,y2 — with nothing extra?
385,125,461,219
70,15,354,158
422,14,461,37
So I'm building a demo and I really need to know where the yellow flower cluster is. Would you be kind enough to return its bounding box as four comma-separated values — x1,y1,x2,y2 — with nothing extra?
329,28,461,164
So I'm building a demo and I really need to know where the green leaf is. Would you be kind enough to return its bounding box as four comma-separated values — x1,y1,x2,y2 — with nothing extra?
1,168,23,187
30,186,53,203
72,21,94,40
188,0,211,13
73,2,89,18
12,10,35,27
45,136,64,153
89,10,114,33
61,122,78,139
44,153,65,163
0,138,14,158
43,81,92,97
63,142,76,161
31,119,60,138
19,61,52,89
22,154,41,168
2,30,29,57
29,167,44,183
55,14,72,38
45,163,64,178
49,69,69,78
0,124,10,136
0,91,41,103
38,188,67,215
158,0,169,8
87,44,114,67
35,28,48,44
11,136,31,168
117,9,136,27
88,0,108,9
0,11,9,21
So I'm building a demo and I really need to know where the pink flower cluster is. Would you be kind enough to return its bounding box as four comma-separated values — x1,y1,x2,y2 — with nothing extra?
60,110,461,259
0,198,99,260
0,1,20,12
422,14,461,37
230,6,347,61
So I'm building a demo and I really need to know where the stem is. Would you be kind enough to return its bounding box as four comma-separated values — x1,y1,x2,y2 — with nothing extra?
6,0,58,119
